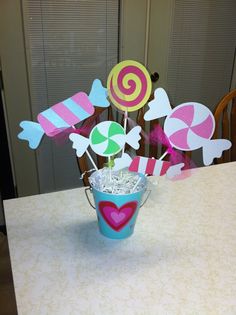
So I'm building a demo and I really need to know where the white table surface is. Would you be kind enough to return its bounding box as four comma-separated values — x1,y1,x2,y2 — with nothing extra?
4,162,236,315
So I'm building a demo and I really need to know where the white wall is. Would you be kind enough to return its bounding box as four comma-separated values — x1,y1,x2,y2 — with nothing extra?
0,196,5,226
0,0,39,197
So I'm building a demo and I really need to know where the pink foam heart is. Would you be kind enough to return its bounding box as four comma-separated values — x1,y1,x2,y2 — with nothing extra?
99,201,138,231
111,212,126,223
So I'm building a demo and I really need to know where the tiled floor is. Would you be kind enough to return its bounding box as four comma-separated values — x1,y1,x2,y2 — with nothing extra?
0,233,17,315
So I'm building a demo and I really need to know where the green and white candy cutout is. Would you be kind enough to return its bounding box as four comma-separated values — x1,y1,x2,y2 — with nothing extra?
90,121,127,157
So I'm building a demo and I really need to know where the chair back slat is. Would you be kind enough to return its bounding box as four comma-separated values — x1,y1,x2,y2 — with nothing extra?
149,119,158,158
77,153,90,186
97,155,106,169
222,108,230,162
136,107,146,156
231,97,236,161
108,106,114,121
213,89,236,164
94,108,105,169
222,108,230,139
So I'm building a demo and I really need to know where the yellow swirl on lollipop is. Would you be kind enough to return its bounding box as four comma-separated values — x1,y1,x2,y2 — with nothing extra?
107,60,152,112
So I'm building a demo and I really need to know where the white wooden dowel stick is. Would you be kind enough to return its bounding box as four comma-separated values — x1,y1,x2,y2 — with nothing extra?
70,126,98,170
85,150,98,171
122,110,128,155
159,150,168,161
131,174,148,193
108,156,112,181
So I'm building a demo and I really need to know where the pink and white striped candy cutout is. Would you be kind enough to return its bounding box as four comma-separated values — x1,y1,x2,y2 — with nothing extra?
37,92,95,137
129,156,170,176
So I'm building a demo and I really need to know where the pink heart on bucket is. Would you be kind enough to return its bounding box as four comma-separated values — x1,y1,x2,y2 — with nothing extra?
99,201,138,231
111,212,126,223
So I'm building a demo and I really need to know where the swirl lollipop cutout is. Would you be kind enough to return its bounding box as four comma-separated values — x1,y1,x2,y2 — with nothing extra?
107,60,152,112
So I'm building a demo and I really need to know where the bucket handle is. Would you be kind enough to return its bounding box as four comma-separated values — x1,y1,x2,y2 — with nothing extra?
85,187,151,209
140,189,151,207
85,187,96,209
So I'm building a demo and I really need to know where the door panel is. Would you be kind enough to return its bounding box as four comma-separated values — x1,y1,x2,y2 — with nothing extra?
0,0,39,197
22,0,119,193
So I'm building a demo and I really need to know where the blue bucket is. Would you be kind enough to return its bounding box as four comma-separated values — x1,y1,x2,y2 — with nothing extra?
85,173,149,239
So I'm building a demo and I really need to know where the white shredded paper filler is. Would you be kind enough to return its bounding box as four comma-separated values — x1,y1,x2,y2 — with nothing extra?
89,168,146,195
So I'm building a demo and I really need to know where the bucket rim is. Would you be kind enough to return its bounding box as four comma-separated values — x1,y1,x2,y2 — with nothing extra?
88,170,147,196
89,182,147,196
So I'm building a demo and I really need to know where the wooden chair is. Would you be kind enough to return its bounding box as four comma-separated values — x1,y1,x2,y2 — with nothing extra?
213,89,236,163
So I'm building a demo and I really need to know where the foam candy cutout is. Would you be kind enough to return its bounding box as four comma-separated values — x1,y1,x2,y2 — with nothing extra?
144,88,172,121
107,60,152,112
18,121,44,149
164,103,215,151
125,126,142,150
90,121,126,156
18,80,109,149
113,153,133,171
89,121,141,157
164,102,231,165
163,101,231,164
129,156,171,176
90,121,141,157
143,89,233,166
129,156,185,179
37,92,94,137
88,79,110,108
166,163,185,179
70,121,142,158
69,133,90,157
202,139,232,165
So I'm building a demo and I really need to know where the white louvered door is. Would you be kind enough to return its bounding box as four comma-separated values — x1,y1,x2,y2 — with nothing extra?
147,0,236,166
22,0,119,192
167,0,236,108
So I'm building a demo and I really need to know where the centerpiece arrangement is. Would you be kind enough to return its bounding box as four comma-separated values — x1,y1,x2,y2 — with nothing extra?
18,60,231,239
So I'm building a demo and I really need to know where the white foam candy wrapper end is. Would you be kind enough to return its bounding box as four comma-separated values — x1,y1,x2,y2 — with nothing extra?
89,168,146,195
